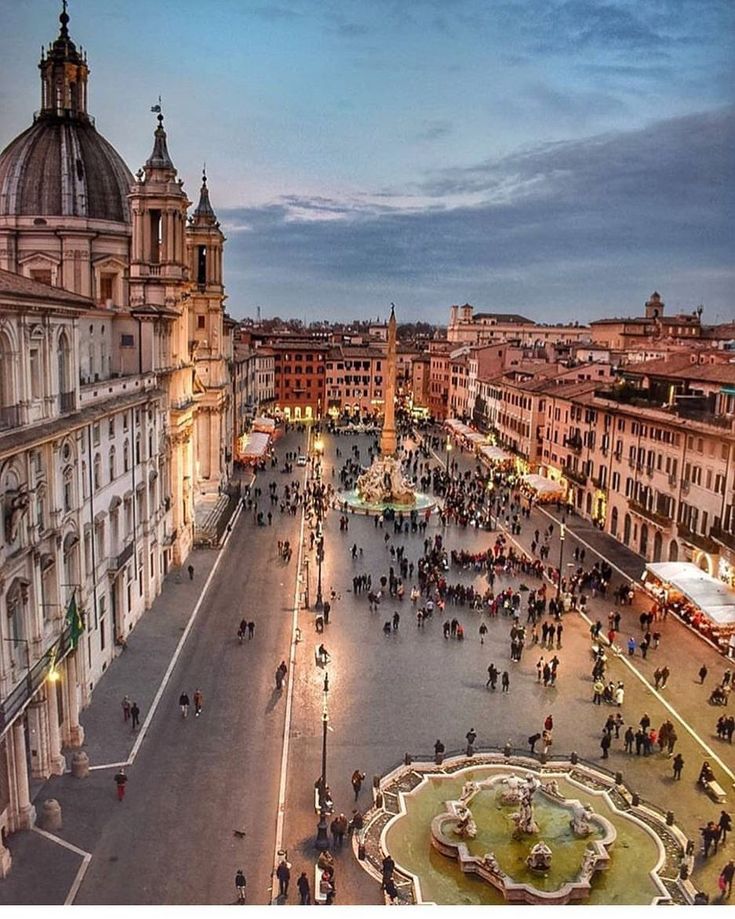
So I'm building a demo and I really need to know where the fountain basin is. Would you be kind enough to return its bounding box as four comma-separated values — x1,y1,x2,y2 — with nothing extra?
356,757,686,905
429,775,616,904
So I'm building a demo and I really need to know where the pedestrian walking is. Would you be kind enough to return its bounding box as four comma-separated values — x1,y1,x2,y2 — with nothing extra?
351,769,366,801
624,726,635,754
187,564,194,580
248,621,255,639
528,732,541,754
235,869,247,902
297,871,311,905
672,752,684,780
114,767,128,801
193,688,204,717
276,858,291,897
466,728,477,754
501,671,510,693
479,622,488,644
699,664,708,684
130,701,140,730
600,731,611,759
719,810,732,844
719,860,734,898
179,692,190,718
121,694,131,722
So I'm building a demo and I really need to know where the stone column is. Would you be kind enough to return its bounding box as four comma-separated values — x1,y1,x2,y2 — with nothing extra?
11,721,36,830
26,698,50,779
65,653,85,748
46,686,66,775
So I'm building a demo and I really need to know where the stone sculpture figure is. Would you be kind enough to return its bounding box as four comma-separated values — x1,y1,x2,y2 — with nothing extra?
526,840,553,871
454,805,477,839
5,487,30,543
569,802,594,837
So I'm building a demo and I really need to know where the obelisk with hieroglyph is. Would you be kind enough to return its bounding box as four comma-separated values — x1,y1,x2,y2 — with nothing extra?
380,304,398,456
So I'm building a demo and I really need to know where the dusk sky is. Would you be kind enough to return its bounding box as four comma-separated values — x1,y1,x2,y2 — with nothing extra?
2,0,733,324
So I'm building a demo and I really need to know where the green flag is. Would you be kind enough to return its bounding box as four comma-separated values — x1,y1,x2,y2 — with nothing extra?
65,592,84,649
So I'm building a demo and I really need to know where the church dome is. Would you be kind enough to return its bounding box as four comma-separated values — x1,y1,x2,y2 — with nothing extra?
0,4,133,224
0,116,133,223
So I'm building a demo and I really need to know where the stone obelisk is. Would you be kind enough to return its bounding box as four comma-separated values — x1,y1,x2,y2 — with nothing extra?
380,304,398,456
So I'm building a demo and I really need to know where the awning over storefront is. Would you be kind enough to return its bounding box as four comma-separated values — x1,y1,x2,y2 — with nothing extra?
644,562,735,627
479,445,512,465
252,416,276,434
521,473,566,500
239,431,270,460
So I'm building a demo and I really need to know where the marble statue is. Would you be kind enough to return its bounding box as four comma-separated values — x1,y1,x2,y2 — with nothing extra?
499,774,524,804
569,802,594,837
526,840,553,872
454,805,477,839
460,781,479,802
579,846,598,878
512,776,541,835
5,486,30,543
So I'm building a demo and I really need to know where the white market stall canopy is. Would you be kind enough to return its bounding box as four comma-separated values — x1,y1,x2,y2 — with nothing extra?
522,473,565,498
239,431,270,459
479,445,513,465
645,562,735,626
252,416,276,434
445,418,488,444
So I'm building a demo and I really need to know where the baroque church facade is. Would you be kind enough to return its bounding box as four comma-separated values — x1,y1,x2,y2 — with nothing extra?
0,6,232,873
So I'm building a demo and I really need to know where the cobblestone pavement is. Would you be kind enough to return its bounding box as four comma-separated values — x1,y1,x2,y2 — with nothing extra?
3,425,733,906
282,429,734,905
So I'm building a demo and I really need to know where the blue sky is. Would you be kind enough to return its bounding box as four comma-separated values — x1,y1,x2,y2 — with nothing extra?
2,0,733,323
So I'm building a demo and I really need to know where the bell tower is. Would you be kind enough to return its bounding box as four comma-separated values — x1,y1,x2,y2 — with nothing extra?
186,171,230,489
39,1,90,122
129,113,195,565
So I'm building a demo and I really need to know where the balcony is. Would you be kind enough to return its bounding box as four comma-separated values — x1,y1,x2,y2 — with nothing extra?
712,525,735,552
562,465,587,487
0,404,20,431
629,499,672,528
58,390,76,413
109,540,135,573
563,435,583,454
591,476,607,491
678,524,720,555
0,623,75,736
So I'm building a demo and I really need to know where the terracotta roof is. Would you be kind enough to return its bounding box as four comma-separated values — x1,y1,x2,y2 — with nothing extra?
0,268,93,309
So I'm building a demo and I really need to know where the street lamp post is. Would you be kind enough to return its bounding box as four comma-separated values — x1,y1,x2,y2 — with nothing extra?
445,436,452,475
315,672,331,851
556,523,566,602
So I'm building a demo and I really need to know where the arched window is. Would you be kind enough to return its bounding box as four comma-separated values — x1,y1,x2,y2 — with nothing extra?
640,524,649,557
610,506,618,537
5,579,29,671
0,330,16,422
669,540,679,562
123,439,130,472
653,530,662,563
57,330,71,395
93,453,102,491
109,447,116,483
623,514,631,546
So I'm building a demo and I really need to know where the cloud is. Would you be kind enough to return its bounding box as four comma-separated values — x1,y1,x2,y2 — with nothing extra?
219,106,734,321
415,119,453,141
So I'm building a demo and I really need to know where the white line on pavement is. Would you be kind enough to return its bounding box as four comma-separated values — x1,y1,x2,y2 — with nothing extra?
272,429,311,891
32,826,92,905
127,500,244,764
88,760,128,772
